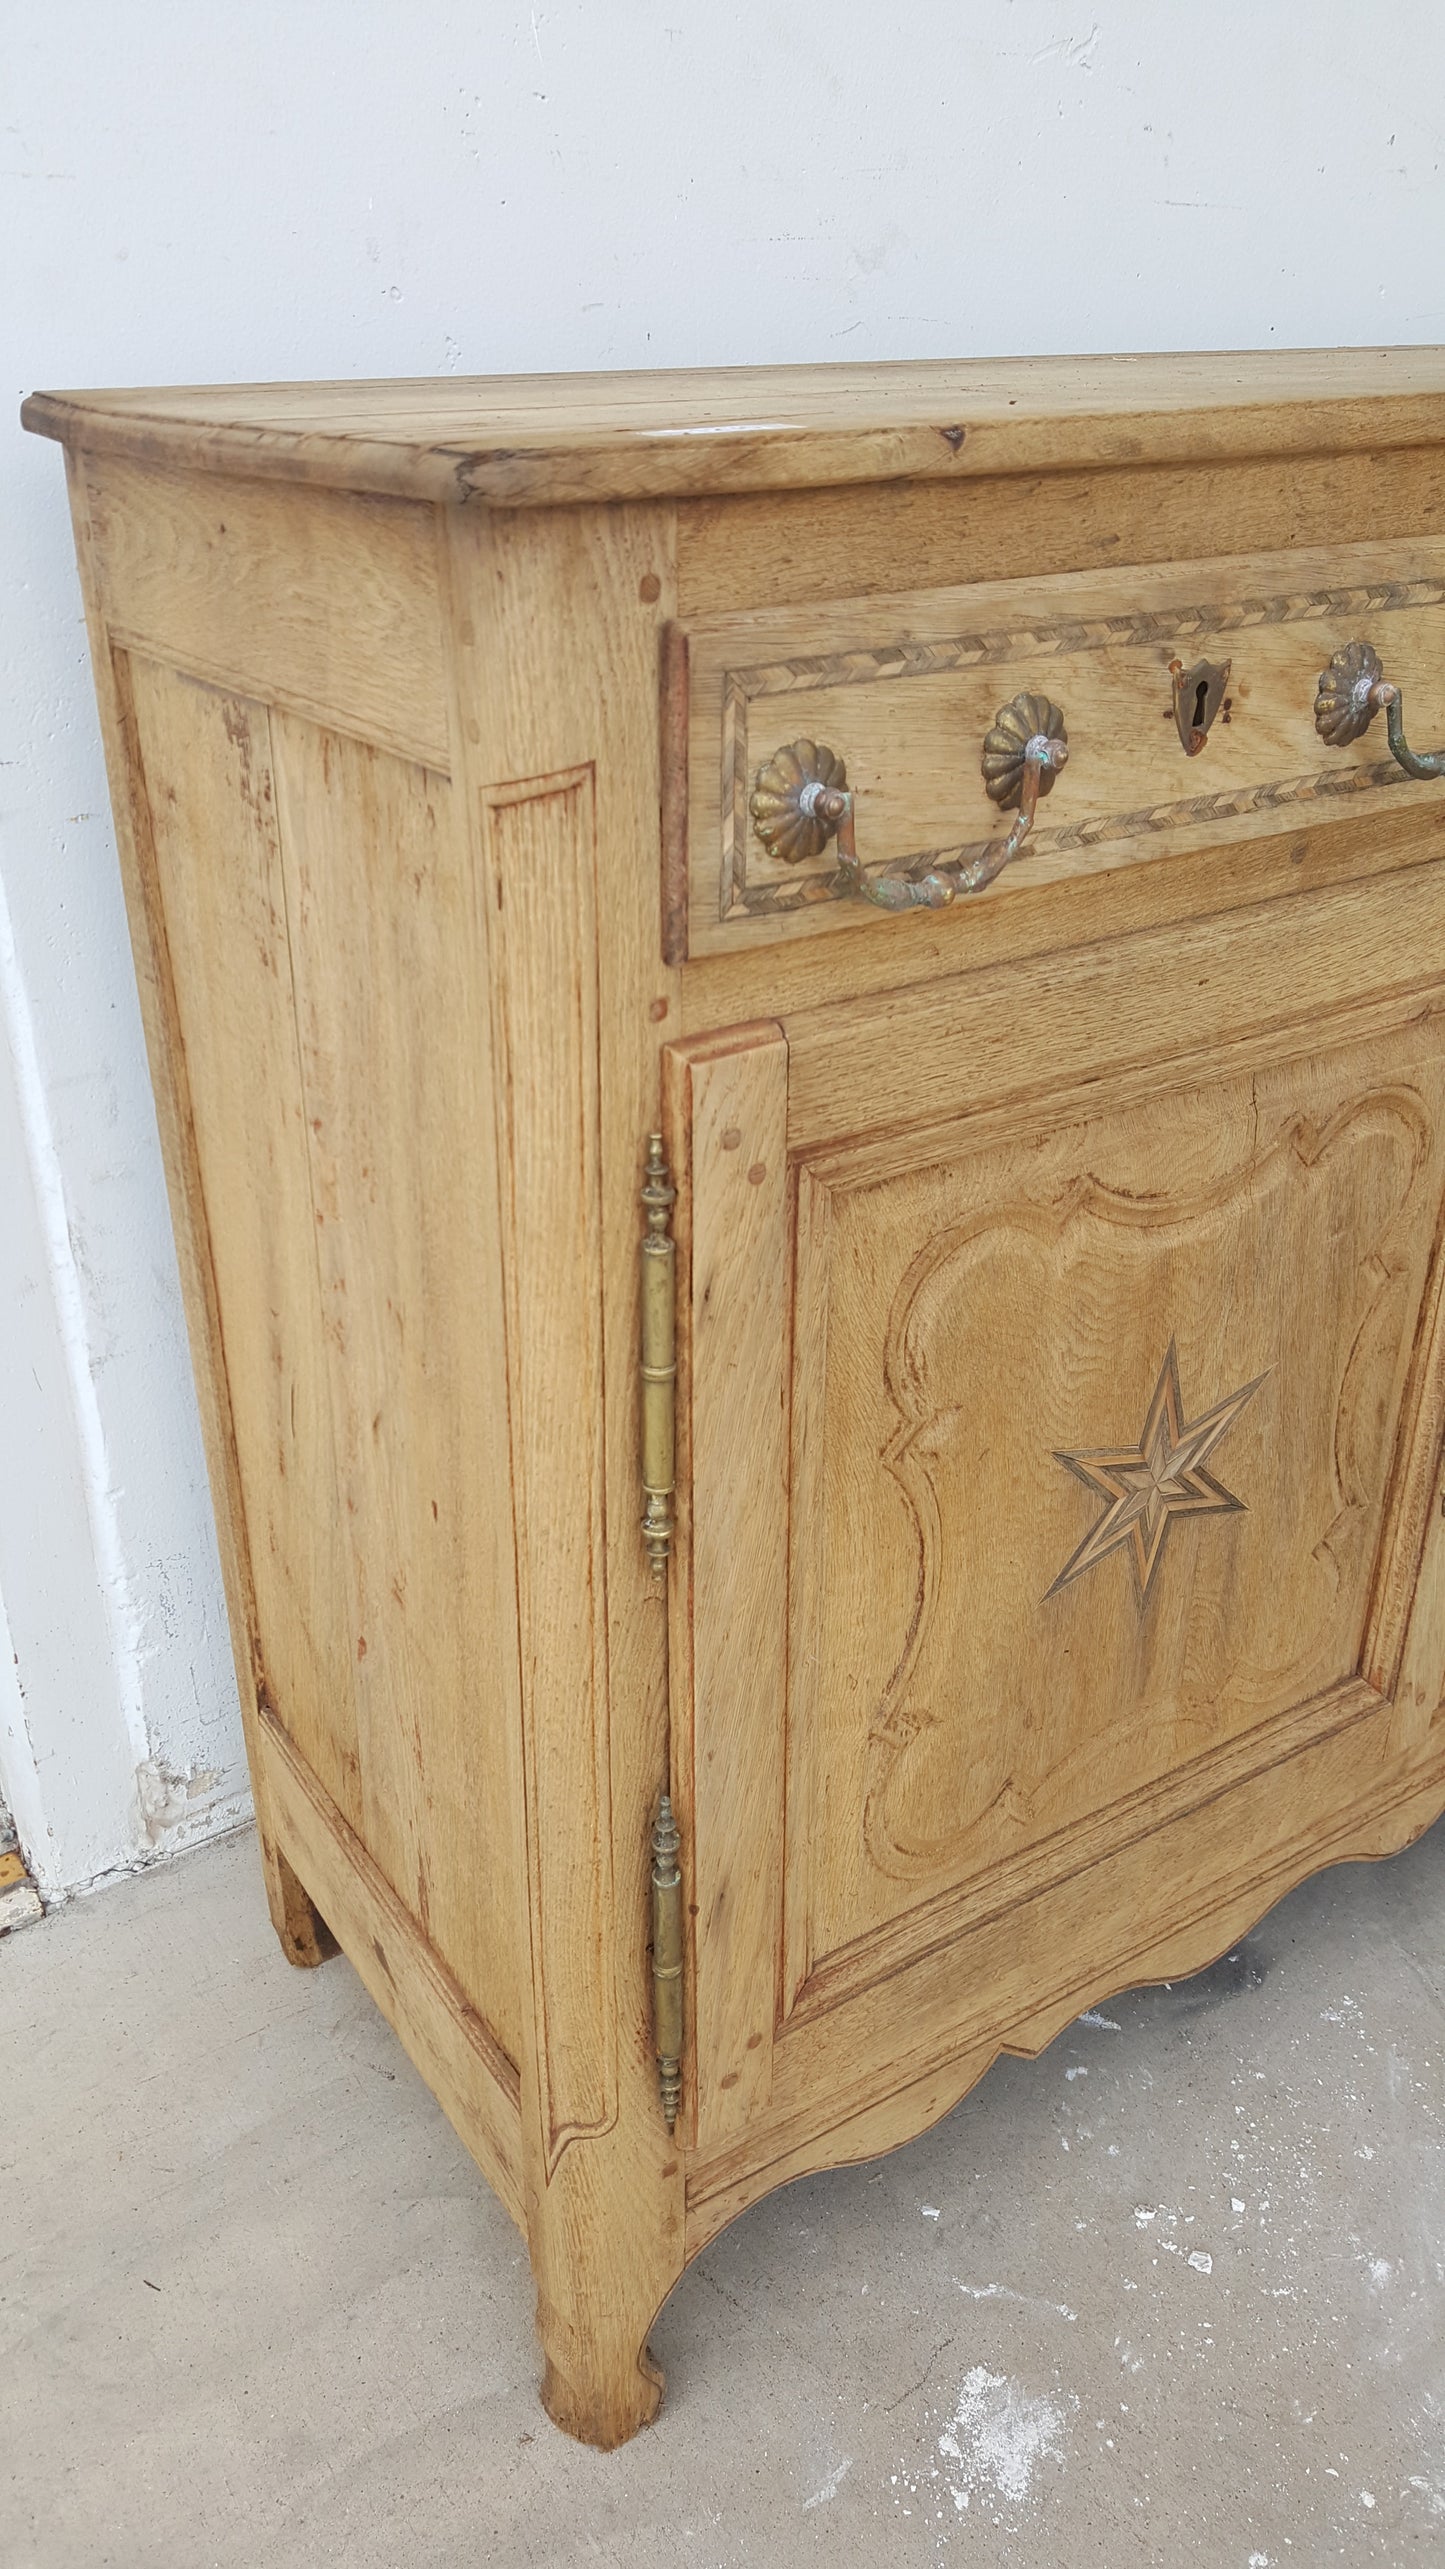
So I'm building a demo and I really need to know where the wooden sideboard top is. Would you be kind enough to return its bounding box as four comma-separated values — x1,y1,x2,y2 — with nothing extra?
22,346,1445,511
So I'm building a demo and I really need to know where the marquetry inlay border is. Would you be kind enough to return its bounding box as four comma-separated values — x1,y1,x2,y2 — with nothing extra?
717,575,1445,925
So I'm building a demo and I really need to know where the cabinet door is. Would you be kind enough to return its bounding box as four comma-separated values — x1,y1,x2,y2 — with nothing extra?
666,932,1445,2180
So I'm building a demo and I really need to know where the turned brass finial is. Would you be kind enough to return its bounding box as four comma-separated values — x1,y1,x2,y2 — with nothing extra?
640,1134,677,1585
651,1792,683,2130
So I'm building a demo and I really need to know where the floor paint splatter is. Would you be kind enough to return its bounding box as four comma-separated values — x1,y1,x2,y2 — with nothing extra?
802,2455,853,2509
956,2279,1078,2322
936,2366,1075,2512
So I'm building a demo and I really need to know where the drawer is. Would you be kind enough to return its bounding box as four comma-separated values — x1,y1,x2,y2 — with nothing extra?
671,535,1445,959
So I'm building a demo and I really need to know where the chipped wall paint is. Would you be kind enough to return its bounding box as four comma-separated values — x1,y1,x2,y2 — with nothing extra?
7,2,1445,1896
0,1581,48,1881
0,864,249,1897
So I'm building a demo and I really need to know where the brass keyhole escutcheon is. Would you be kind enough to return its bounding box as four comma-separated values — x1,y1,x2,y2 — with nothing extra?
1169,656,1231,757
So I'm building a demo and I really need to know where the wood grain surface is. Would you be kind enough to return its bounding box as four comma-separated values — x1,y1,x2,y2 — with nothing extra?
24,346,1445,507
39,354,1445,2447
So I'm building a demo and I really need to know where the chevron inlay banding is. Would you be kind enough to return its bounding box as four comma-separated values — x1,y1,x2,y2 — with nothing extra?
718,572,1445,926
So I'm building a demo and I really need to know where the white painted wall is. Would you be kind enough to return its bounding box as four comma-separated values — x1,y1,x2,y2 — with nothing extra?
5,3,1445,1898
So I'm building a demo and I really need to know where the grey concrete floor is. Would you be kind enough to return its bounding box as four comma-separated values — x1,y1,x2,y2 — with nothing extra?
2,1826,1444,2569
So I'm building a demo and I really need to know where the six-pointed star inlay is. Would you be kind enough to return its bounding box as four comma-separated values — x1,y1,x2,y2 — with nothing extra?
1045,1339,1268,1607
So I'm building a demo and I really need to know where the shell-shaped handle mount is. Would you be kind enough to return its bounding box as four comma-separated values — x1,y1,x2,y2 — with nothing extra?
746,740,850,866
749,692,1069,914
1315,640,1445,779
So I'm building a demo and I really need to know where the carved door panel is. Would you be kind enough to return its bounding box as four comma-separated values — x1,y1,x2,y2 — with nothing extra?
667,980,1445,2168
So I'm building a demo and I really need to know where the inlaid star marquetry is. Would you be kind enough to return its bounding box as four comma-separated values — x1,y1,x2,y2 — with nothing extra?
1046,1340,1268,1607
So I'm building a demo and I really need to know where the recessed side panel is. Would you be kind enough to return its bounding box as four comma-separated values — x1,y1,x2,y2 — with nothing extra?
126,656,361,1834
257,1707,525,2234
267,709,524,2071
130,652,525,2070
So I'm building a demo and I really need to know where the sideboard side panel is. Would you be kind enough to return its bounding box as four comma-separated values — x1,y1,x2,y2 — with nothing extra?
121,655,360,1836
86,453,451,770
265,707,524,2063
62,456,323,1964
67,453,528,2074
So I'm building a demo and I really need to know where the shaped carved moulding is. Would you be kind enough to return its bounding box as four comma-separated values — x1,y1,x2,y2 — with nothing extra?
783,1018,1445,1988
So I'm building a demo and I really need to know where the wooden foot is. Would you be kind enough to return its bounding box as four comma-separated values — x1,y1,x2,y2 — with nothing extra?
536,2288,665,2449
260,1830,336,1969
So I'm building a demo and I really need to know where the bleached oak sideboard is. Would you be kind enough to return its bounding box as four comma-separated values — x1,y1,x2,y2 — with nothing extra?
25,351,1445,2446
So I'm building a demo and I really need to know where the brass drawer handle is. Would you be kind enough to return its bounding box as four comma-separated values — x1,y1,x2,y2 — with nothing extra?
750,691,1068,912
1315,640,1445,780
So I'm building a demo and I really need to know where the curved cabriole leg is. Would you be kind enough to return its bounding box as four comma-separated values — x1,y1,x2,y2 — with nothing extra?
526,2111,681,2449
536,2286,665,2449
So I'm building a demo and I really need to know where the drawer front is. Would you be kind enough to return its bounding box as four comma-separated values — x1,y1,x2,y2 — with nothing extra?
665,881,1445,2171
674,536,1445,958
